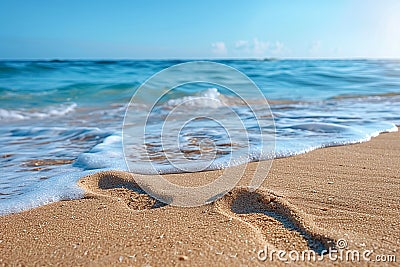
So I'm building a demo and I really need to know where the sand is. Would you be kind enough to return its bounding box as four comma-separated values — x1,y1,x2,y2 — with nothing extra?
0,129,399,266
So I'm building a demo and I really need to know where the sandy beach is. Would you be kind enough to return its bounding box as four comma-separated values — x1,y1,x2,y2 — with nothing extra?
0,129,399,266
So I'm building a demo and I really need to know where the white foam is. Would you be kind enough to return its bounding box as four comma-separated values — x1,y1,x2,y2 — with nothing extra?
0,171,88,215
0,133,129,215
0,103,77,121
74,135,127,171
165,88,223,108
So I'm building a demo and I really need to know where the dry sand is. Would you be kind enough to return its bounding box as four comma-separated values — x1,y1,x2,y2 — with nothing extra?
0,129,399,266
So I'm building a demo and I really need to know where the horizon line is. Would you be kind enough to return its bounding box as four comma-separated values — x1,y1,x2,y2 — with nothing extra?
1,57,400,61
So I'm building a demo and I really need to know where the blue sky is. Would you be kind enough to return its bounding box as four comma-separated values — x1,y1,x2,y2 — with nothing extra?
0,0,400,59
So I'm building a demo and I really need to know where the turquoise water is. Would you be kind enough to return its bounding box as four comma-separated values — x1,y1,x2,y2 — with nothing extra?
1,59,400,214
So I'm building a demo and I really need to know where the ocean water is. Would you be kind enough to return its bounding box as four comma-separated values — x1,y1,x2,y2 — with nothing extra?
1,59,400,214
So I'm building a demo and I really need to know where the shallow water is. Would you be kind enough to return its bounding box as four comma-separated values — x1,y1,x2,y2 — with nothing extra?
1,59,400,214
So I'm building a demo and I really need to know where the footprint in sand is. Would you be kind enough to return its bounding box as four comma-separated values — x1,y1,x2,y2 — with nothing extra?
215,187,336,254
79,172,336,253
78,171,166,210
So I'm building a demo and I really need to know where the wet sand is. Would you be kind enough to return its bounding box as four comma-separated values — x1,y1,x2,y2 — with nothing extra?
0,129,399,266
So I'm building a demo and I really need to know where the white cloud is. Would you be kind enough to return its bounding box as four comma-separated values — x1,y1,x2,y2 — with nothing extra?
272,41,284,54
232,38,288,58
235,40,249,50
211,42,227,56
212,39,288,58
253,38,270,56
309,41,322,55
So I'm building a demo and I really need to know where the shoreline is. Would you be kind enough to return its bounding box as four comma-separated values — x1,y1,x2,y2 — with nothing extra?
1,129,399,266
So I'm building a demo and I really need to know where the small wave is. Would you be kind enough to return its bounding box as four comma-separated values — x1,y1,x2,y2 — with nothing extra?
0,65,20,75
164,88,224,109
0,103,77,121
73,135,127,170
329,91,400,100
289,123,351,133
